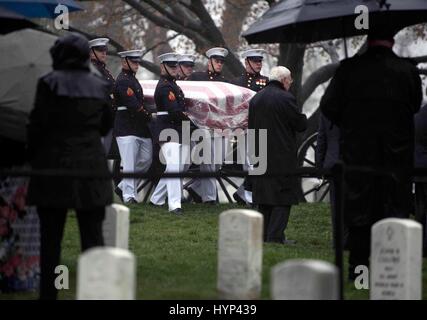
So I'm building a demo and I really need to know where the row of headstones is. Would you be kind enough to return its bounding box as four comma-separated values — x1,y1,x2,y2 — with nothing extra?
78,206,423,300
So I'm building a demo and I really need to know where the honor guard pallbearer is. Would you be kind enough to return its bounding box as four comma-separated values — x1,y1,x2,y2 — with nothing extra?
113,50,153,204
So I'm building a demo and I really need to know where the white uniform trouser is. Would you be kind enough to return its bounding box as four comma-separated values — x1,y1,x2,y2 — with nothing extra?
116,135,153,202
190,135,227,202
150,142,190,211
235,132,253,204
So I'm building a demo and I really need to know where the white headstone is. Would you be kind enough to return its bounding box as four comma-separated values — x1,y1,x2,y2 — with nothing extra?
102,204,130,249
217,209,263,299
271,259,339,300
77,247,136,300
370,218,422,300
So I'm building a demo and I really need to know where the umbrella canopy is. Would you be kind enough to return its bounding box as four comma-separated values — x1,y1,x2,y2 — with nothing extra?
0,28,56,142
0,0,82,18
243,0,427,44
0,6,36,34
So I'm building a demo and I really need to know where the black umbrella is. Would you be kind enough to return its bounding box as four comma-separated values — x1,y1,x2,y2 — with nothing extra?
0,6,35,34
243,0,427,44
0,28,56,142
0,0,82,18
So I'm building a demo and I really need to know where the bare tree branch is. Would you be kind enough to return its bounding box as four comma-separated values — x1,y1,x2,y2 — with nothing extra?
190,0,226,44
123,0,208,46
142,33,182,57
142,0,201,32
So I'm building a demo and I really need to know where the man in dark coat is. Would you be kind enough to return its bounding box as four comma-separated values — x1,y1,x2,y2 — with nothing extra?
26,33,113,299
249,66,307,244
414,103,427,257
232,49,269,205
113,50,152,204
320,28,423,279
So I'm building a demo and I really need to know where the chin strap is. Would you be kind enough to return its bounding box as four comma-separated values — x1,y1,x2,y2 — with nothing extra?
209,58,218,74
247,59,259,76
163,63,174,78
92,48,102,65
125,58,134,75
179,64,187,79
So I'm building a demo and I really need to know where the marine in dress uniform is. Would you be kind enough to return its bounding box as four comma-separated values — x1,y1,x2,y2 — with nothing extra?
89,38,117,159
150,53,192,214
232,49,269,92
187,48,230,204
177,54,195,80
114,50,153,204
188,47,229,82
232,49,269,205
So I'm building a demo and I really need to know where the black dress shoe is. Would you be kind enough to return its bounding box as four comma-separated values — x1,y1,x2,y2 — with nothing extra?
233,192,246,205
170,208,183,215
114,186,123,202
203,200,217,205
186,187,202,203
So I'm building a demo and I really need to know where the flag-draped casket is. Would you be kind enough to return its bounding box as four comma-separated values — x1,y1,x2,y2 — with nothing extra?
140,80,256,131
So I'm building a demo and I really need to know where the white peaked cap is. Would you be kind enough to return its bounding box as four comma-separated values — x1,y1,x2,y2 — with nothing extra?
206,47,228,59
118,50,143,59
158,52,179,63
178,54,196,63
242,49,266,59
89,38,109,48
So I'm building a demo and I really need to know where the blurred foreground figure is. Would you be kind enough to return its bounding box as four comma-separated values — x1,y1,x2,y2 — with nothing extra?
249,66,307,244
320,27,423,280
27,33,113,300
414,102,427,257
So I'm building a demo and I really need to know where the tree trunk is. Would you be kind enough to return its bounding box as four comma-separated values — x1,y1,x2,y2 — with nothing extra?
278,43,306,107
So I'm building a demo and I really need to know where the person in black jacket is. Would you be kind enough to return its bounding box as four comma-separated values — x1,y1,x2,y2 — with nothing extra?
320,27,423,279
113,50,152,204
26,33,113,300
249,66,307,244
149,53,192,214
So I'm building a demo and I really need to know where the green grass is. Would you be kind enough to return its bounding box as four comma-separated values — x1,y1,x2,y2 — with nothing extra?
2,202,427,300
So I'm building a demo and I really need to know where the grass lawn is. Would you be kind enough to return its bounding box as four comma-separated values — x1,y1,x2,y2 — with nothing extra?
2,202,427,300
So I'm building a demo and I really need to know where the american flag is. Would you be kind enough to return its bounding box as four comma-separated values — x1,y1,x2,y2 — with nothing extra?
140,80,256,130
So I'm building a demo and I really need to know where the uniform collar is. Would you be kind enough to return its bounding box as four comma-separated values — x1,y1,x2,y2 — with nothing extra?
122,68,135,76
161,74,176,82
91,59,106,69
207,70,221,77
246,71,260,78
